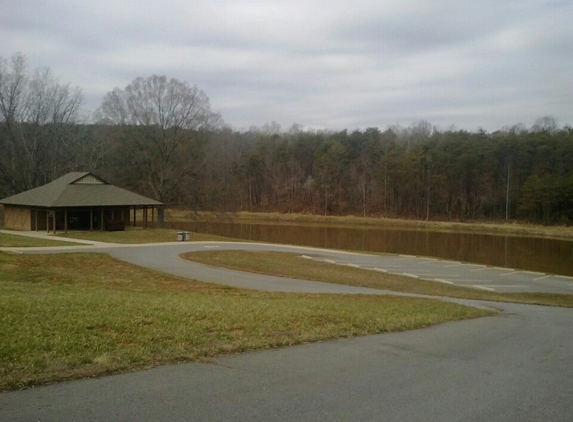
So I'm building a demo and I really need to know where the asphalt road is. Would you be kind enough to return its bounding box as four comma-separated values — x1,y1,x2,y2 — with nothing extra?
1,240,572,421
7,241,573,294
1,302,571,422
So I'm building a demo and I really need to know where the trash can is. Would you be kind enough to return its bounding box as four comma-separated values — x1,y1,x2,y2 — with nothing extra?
184,231,191,241
177,231,184,241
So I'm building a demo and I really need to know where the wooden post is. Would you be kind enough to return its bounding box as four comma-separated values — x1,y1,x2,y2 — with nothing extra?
64,209,68,233
46,210,49,233
52,210,56,234
151,206,155,228
100,208,104,231
90,208,93,231
133,206,136,227
157,206,164,228
144,206,148,229
35,209,38,232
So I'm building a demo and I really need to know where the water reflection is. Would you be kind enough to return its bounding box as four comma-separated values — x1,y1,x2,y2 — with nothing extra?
167,221,573,276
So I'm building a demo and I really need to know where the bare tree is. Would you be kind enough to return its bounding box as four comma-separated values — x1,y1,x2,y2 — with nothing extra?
97,75,222,221
531,116,558,134
0,53,82,194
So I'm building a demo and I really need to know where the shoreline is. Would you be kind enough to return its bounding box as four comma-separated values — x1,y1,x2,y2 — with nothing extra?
165,210,573,241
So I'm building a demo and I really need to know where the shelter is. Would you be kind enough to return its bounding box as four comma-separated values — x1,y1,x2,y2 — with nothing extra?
0,172,162,233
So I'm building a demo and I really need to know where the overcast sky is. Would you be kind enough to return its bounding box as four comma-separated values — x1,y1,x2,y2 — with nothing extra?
1,0,572,131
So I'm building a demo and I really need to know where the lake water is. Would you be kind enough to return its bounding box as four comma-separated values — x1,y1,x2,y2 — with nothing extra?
167,221,573,277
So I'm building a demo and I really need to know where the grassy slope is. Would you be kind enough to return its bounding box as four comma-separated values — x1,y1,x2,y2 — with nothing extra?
182,250,573,308
0,252,492,390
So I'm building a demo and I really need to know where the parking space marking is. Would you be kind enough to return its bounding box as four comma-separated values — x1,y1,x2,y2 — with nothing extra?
373,268,387,273
402,273,419,279
500,271,518,276
434,278,453,285
403,273,463,278
533,274,551,281
324,259,336,264
472,285,496,291
455,279,493,283
521,271,545,276
470,267,490,272
443,264,465,268
300,255,313,260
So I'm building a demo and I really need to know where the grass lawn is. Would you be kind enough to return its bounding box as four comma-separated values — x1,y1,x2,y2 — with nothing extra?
182,250,573,308
0,252,493,391
56,228,235,244
0,233,80,248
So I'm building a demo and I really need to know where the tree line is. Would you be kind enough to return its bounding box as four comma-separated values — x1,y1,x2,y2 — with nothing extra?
184,123,573,224
1,53,572,225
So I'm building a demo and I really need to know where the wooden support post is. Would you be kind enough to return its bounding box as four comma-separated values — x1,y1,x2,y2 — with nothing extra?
144,206,148,229
133,207,137,227
46,210,49,233
151,207,155,227
52,210,56,234
35,209,38,232
90,208,93,231
64,209,68,233
100,208,104,231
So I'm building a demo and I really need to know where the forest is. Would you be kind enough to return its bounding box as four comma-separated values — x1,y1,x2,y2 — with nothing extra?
1,53,572,225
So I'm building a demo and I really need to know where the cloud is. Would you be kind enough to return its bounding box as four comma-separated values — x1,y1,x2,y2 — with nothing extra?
1,0,571,131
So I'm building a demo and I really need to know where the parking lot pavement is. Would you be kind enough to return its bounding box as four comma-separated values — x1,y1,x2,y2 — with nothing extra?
307,253,573,294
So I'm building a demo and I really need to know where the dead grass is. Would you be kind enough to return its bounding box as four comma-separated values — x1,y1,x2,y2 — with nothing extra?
182,250,573,308
0,251,493,390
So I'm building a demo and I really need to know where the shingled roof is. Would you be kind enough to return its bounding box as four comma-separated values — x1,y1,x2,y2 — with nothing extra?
0,172,162,207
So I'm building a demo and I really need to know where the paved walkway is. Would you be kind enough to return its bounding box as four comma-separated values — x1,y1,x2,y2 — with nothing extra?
0,229,115,246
